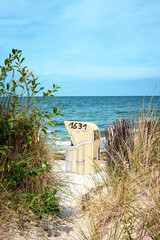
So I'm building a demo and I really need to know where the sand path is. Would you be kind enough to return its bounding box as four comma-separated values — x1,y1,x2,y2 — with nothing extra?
49,160,105,239
2,160,105,240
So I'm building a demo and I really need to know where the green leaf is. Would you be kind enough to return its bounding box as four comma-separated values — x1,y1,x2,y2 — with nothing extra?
19,77,24,83
46,98,51,102
54,197,60,201
48,113,54,120
50,94,56,98
20,160,29,166
20,58,25,64
0,82,5,88
18,153,22,159
47,197,56,205
8,121,13,129
42,128,47,135
44,114,49,119
39,87,44,91
33,98,36,103
53,107,57,114
42,163,46,168
52,189,57,195
41,186,45,192
27,135,32,144
28,172,39,178
12,49,16,54
0,90,4,95
57,112,64,117
45,209,51,215
0,150,6,155
20,171,27,181
23,119,29,125
4,59,8,65
19,113,25,117
48,122,55,128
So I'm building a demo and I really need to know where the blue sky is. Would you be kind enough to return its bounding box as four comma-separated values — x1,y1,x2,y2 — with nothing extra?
0,0,160,96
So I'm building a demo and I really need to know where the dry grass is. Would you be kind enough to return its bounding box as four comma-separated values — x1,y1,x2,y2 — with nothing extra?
80,110,160,239
53,152,66,161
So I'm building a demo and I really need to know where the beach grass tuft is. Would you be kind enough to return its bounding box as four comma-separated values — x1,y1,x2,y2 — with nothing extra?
79,101,160,240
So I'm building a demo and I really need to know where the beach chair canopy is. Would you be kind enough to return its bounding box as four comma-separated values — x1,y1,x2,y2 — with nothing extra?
64,121,100,146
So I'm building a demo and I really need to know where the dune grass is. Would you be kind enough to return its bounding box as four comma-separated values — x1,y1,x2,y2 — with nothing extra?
79,102,160,240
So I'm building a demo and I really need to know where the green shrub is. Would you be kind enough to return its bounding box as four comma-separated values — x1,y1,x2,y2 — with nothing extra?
0,49,63,219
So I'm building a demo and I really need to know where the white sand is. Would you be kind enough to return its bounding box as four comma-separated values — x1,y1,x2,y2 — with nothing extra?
55,160,105,207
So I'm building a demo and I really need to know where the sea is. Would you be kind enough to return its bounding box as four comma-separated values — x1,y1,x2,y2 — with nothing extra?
44,96,160,152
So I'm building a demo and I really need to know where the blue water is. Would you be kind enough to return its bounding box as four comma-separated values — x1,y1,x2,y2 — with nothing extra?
44,96,160,150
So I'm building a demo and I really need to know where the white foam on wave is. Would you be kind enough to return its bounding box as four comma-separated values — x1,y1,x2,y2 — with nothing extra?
52,137,106,153
55,140,71,147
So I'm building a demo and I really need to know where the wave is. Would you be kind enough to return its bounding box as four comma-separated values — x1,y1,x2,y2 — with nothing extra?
49,137,106,153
